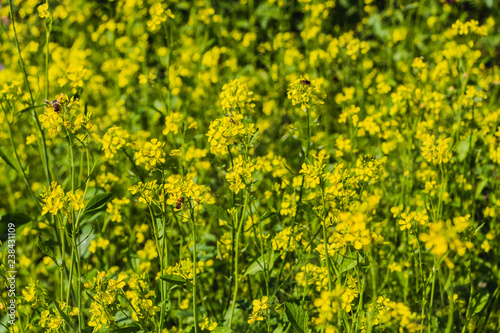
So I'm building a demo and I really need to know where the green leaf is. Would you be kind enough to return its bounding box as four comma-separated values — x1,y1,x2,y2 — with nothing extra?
203,204,231,223
471,291,490,316
38,237,57,263
0,149,18,172
284,302,310,333
82,193,112,216
160,274,191,286
17,104,45,115
457,139,469,162
0,213,31,243
272,324,284,333
213,327,234,333
0,213,31,225
260,211,276,221
457,134,476,162
244,251,279,277
475,178,488,199
53,301,77,333
338,254,363,274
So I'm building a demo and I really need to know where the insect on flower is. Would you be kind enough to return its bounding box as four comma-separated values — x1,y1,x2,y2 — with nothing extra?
300,79,311,85
230,118,236,124
44,98,61,113
175,197,185,209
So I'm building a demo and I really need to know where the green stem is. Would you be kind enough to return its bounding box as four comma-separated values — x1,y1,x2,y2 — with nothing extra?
445,270,455,333
272,109,311,301
428,256,437,333
45,5,51,100
321,185,333,292
159,170,169,333
189,200,199,333
229,191,249,328
1,103,41,211
59,217,66,302
8,0,52,186
66,132,75,192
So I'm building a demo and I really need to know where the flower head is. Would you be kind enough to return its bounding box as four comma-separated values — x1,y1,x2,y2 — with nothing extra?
287,76,326,111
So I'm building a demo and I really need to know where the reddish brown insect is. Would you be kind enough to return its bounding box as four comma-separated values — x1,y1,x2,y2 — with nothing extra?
175,197,185,209
230,118,236,124
300,79,311,85
45,98,61,113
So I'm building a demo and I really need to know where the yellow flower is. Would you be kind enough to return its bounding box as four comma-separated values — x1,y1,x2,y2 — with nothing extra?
252,296,269,312
220,79,255,113
40,182,67,216
299,149,330,189
287,76,326,111
135,139,166,170
163,112,184,135
225,155,255,194
26,134,37,145
421,135,452,165
37,3,50,19
206,113,256,156
67,192,85,211
200,318,218,331
248,296,269,325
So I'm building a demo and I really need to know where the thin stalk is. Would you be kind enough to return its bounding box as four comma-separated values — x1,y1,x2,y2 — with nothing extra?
8,0,52,186
320,184,333,292
229,191,249,328
2,103,41,210
366,250,378,333
445,270,455,333
73,231,82,332
59,217,66,302
44,3,51,100
428,257,437,333
66,249,74,306
66,132,76,192
159,170,169,333
189,200,199,333
148,203,165,332
272,109,311,300
74,146,91,228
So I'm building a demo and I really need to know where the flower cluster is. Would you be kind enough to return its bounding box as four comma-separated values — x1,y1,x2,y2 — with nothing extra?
106,197,130,222
134,139,166,170
248,296,269,325
449,19,488,37
126,275,160,321
370,297,424,332
272,227,304,257
225,155,255,194
399,210,429,231
100,126,131,160
421,135,452,165
147,3,175,32
200,318,218,331
38,93,91,137
220,79,255,113
163,258,205,280
39,309,63,331
40,182,85,216
300,149,330,189
206,113,256,156
419,218,473,258
287,76,326,111
84,271,127,330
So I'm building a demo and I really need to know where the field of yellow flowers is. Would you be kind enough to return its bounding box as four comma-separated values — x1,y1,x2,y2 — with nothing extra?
1,0,500,332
